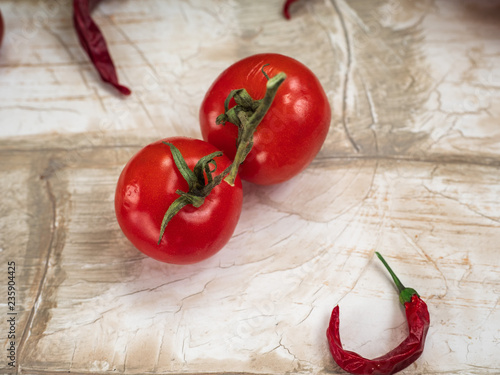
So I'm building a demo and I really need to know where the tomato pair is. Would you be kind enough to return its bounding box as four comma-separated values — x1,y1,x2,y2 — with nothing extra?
115,54,331,264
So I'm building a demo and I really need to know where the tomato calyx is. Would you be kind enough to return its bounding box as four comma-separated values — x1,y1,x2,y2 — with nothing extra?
158,142,231,244
216,66,287,186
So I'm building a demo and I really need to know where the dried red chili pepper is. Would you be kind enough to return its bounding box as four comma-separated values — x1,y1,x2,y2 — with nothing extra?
283,0,302,19
0,9,4,49
73,0,131,95
326,252,430,375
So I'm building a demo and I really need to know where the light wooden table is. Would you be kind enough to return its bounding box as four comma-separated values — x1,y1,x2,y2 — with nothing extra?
1,0,499,374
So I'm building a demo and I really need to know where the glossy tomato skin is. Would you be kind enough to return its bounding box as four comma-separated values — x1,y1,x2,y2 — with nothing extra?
115,137,243,265
200,53,331,185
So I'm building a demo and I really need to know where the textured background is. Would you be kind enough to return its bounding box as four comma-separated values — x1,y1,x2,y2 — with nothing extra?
0,0,499,374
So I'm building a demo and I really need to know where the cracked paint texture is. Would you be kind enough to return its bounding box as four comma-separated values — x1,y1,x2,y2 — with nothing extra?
0,0,499,374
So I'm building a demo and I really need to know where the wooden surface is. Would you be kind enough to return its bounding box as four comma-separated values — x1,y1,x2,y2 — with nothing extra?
1,0,499,374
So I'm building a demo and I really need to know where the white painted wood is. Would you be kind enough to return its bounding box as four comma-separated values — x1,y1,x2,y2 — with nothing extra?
1,0,499,373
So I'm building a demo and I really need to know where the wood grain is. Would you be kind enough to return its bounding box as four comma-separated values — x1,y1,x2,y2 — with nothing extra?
0,0,499,374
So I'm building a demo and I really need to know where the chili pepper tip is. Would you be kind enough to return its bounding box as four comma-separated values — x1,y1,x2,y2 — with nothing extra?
115,84,132,96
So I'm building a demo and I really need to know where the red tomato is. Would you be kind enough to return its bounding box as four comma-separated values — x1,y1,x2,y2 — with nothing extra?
200,53,331,185
115,137,243,264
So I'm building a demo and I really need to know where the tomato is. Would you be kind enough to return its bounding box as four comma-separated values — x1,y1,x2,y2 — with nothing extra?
115,137,243,265
200,53,331,185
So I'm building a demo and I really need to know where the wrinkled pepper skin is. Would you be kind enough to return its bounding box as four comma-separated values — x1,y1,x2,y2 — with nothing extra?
327,294,430,375
73,0,131,95
283,0,301,19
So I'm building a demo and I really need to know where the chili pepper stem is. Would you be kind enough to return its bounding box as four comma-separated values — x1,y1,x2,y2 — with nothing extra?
375,252,406,293
376,252,419,305
223,71,287,186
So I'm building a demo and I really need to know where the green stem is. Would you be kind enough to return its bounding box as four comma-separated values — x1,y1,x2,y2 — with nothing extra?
222,71,287,186
375,252,419,305
375,252,406,293
199,163,232,196
158,143,231,245
158,194,203,245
